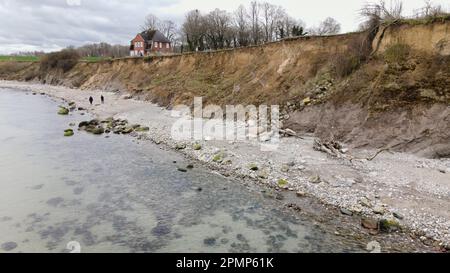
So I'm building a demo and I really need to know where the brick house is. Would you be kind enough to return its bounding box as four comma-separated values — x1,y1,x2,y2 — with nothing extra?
129,30,172,56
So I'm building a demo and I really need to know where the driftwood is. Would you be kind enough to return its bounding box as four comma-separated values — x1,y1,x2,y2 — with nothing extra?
313,139,347,159
313,138,392,162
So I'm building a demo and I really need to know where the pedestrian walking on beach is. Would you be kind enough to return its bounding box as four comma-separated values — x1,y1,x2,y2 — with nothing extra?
89,96,93,105
101,95,105,104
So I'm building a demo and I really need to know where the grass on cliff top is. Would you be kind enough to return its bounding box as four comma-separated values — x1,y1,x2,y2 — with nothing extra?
0,55,40,62
0,55,111,63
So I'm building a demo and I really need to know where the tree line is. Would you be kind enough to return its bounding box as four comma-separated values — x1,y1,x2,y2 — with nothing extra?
143,1,342,52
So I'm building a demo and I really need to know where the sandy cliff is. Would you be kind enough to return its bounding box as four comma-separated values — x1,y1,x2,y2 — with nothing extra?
1,19,449,157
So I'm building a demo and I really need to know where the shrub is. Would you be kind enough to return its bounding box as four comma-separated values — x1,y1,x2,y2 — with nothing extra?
384,43,410,63
332,35,372,78
40,49,80,73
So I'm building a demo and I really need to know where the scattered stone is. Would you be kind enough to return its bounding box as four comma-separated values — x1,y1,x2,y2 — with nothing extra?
186,164,194,169
277,179,289,188
281,165,290,173
373,206,386,215
212,153,224,163
379,219,401,233
361,218,379,230
193,143,202,150
393,212,404,220
438,168,446,174
1,242,18,251
309,175,321,184
284,129,297,137
340,208,353,216
177,167,188,173
204,238,216,246
257,171,269,179
135,126,150,132
360,197,372,208
296,191,306,197
175,144,187,150
64,129,74,137
249,164,259,171
58,107,69,115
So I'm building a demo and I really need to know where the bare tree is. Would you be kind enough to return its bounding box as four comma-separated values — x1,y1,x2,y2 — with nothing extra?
310,17,341,35
204,9,232,50
250,1,261,45
182,10,206,51
234,5,250,47
142,14,161,31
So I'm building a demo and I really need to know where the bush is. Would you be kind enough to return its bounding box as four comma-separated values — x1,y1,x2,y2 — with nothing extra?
332,35,372,78
40,49,80,73
384,43,410,63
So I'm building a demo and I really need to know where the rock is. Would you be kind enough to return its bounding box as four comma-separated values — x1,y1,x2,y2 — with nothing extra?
296,191,306,197
1,242,18,251
438,168,446,174
122,94,133,100
309,175,321,184
135,126,150,132
393,212,404,220
277,179,289,188
69,123,76,127
78,121,90,128
379,219,401,233
257,171,269,179
340,208,353,216
193,143,202,150
302,97,311,105
121,127,134,134
87,127,105,135
361,218,379,230
58,107,69,115
249,164,259,171
64,129,74,137
177,167,188,173
373,206,386,215
186,164,194,169
284,128,297,137
360,197,372,208
175,144,187,150
212,153,224,163
203,238,216,246
281,165,290,173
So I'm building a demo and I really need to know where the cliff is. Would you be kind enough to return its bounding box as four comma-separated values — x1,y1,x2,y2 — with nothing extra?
1,19,449,158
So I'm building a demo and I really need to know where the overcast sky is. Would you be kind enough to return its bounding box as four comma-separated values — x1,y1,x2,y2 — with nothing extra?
0,0,449,54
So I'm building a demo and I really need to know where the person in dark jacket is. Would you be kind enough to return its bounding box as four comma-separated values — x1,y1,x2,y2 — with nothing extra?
89,96,93,105
101,95,105,104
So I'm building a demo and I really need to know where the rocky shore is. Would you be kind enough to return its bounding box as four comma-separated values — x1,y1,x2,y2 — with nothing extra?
1,80,449,252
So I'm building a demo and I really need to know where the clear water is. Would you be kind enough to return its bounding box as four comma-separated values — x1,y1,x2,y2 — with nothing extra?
0,88,366,253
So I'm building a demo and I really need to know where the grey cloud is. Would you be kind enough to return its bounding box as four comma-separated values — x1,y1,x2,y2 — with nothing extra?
0,0,180,53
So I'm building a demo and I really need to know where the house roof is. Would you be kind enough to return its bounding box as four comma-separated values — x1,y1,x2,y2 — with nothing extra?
139,30,171,43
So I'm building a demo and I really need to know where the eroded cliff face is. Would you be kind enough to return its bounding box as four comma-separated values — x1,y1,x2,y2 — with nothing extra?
1,20,449,157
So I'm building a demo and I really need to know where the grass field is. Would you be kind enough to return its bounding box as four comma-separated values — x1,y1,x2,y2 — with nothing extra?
0,55,40,62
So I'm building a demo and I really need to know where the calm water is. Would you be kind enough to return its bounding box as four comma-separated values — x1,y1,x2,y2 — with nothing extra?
0,88,366,253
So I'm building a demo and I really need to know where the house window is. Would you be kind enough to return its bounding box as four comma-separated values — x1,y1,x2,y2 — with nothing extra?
166,43,170,49
154,42,158,48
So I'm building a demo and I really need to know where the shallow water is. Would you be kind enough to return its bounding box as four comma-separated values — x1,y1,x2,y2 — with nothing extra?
0,88,367,253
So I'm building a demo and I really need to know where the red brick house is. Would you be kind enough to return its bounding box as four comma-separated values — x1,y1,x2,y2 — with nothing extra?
129,30,172,56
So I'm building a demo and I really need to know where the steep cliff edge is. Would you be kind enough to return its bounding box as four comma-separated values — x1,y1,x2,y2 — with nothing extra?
1,20,449,158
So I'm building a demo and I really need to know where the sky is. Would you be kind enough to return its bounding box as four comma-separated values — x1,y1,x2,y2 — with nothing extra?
0,0,449,54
